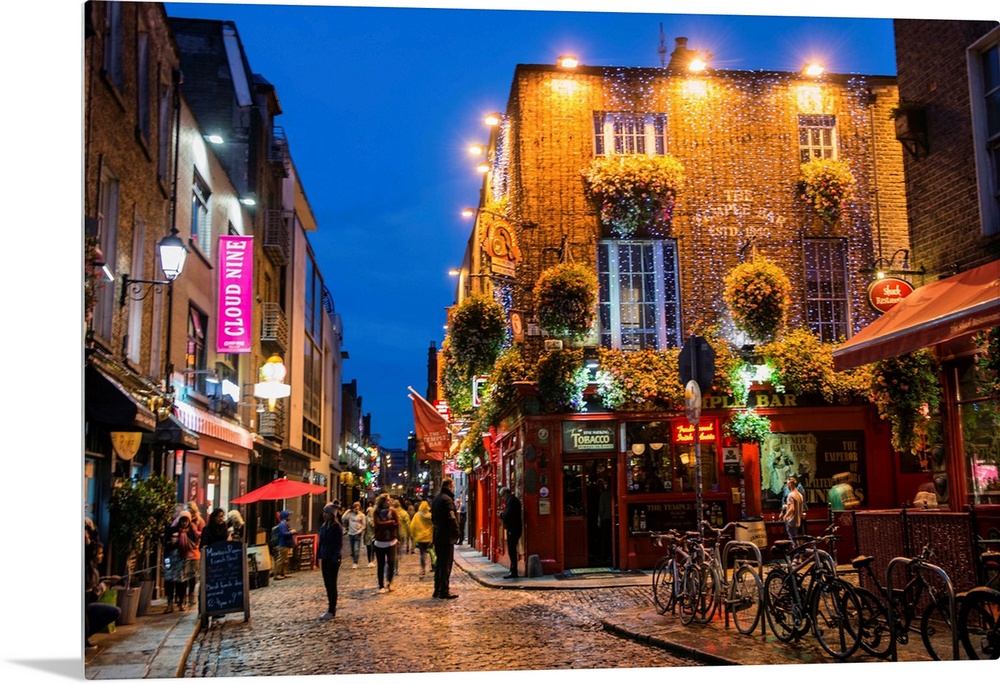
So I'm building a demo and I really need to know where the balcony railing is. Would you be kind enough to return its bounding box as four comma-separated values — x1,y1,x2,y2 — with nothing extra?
257,402,285,440
263,209,291,266
268,125,290,177
260,301,287,354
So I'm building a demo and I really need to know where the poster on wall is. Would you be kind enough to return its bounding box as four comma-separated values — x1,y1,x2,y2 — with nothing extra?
760,431,865,510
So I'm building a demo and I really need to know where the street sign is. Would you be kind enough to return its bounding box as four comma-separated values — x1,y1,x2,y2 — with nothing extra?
685,380,702,426
678,335,715,391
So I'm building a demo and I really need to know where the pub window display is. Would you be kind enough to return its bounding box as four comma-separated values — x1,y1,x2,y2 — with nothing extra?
624,421,719,494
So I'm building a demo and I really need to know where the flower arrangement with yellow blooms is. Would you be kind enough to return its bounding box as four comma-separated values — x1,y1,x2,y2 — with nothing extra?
534,262,598,340
582,155,685,237
869,349,941,453
722,255,792,342
799,158,856,225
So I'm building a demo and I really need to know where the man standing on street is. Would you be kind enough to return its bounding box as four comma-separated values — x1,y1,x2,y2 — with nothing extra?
499,487,522,579
431,477,460,599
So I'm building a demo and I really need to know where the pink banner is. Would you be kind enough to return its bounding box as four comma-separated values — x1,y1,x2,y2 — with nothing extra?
217,235,253,353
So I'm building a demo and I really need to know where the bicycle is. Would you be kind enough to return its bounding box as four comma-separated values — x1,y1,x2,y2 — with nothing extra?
763,526,863,660
651,530,685,615
700,521,764,635
956,537,1000,659
852,544,961,660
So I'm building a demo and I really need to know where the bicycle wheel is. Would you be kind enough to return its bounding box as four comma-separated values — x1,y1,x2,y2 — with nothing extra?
652,556,676,615
678,563,702,626
920,599,957,660
958,588,1000,659
811,577,862,660
765,567,801,642
730,564,763,635
694,562,722,624
854,586,892,659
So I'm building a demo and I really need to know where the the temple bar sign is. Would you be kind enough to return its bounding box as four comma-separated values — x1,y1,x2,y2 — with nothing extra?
562,422,616,453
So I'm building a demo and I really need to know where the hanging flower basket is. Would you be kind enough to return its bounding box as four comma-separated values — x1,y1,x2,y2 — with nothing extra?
869,349,941,453
799,158,855,225
722,255,791,343
447,295,507,380
534,262,598,340
724,409,772,445
536,348,589,414
582,155,685,238
974,327,1000,402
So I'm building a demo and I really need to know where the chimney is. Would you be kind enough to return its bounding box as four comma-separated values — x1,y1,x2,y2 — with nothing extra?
667,37,692,72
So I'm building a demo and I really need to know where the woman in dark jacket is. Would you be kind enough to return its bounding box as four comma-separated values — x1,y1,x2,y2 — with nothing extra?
199,508,231,548
372,493,399,593
316,503,343,621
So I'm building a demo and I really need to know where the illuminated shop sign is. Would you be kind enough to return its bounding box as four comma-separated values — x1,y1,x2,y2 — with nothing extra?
562,421,616,453
673,422,717,444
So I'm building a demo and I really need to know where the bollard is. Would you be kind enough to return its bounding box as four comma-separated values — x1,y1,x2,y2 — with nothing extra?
527,554,543,577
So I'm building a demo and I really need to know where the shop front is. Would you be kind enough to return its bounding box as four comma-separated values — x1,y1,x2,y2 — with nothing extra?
484,389,895,574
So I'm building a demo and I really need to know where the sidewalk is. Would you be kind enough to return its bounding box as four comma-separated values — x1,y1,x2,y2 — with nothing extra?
85,544,940,678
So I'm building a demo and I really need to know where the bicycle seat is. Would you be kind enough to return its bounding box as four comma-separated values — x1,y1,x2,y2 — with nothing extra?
852,555,875,570
772,539,794,556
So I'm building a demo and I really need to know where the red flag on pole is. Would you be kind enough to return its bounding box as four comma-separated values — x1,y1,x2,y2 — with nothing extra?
409,387,450,461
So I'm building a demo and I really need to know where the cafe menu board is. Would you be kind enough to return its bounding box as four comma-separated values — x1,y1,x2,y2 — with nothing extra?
200,541,250,626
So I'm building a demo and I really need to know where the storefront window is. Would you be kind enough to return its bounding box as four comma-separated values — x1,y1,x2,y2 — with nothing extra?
956,357,1000,504
624,421,719,494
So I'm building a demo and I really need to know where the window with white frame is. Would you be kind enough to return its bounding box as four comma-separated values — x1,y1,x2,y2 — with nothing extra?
804,239,851,343
593,112,667,156
191,171,212,256
93,169,120,343
798,114,838,162
969,29,1000,236
597,240,682,350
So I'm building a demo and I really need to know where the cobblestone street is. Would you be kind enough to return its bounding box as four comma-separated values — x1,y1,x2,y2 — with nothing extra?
183,546,702,677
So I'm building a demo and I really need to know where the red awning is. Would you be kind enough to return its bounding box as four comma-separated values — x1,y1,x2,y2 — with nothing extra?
833,259,1000,370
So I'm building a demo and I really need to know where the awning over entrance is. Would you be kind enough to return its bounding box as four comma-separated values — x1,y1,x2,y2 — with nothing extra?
833,259,1000,370
144,412,200,450
85,363,157,432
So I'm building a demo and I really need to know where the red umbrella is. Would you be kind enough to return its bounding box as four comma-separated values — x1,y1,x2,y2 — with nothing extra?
231,477,328,504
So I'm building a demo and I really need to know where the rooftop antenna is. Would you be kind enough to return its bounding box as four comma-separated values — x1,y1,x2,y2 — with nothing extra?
658,22,668,68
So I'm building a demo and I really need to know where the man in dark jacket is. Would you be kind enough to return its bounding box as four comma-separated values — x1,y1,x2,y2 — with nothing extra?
431,477,460,599
499,487,523,578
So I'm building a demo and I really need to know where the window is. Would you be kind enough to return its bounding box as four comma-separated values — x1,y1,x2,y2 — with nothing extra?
798,114,837,162
191,171,212,256
186,306,208,394
804,239,851,343
593,112,667,156
597,240,681,350
126,216,146,364
970,30,1000,236
102,1,124,91
93,169,120,343
137,22,151,141
157,78,172,183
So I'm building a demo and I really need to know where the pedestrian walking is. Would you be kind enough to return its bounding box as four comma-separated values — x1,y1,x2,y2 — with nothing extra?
406,501,417,553
372,493,399,593
226,509,245,543
780,476,804,540
408,499,434,578
499,486,522,578
341,502,366,569
164,509,199,611
200,507,230,548
274,510,297,579
392,498,411,561
431,477,460,600
185,501,205,605
363,501,376,567
457,498,468,545
316,503,343,621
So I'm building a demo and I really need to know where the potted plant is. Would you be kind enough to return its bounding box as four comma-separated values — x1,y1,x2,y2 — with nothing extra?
582,155,685,238
974,327,1000,402
722,255,792,343
534,262,598,341
724,409,773,445
798,158,856,225
107,474,177,623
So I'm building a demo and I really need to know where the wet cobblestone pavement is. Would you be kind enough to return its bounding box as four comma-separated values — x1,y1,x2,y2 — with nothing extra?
184,548,702,677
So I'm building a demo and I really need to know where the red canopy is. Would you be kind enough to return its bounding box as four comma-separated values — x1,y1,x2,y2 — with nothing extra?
833,259,1000,370
231,477,328,504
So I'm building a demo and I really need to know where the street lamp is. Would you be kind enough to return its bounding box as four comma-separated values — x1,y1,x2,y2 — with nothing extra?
120,226,188,395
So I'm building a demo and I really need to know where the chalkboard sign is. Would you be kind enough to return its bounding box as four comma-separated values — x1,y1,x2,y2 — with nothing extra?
293,534,316,571
199,541,250,627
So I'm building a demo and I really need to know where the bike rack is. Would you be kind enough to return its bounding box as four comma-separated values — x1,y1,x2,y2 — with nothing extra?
885,556,958,661
722,539,767,636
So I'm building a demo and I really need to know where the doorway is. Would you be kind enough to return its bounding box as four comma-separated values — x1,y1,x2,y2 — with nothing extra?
562,457,616,569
